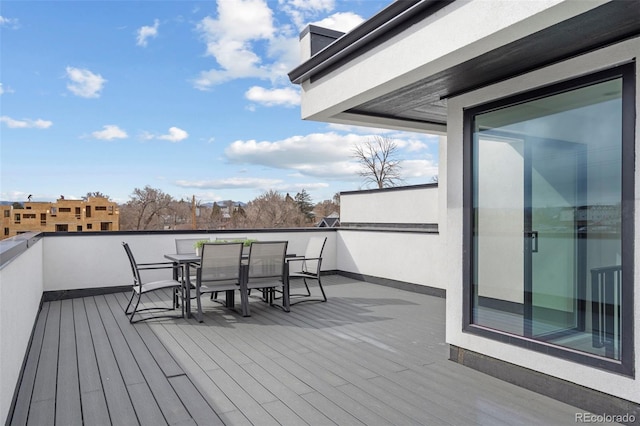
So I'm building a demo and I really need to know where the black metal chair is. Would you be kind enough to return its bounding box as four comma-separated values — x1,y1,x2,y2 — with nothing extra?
122,242,183,323
193,242,244,322
287,236,327,304
173,238,205,304
241,241,289,316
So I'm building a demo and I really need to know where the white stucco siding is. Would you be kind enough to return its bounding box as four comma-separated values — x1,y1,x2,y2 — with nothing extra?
446,37,640,403
341,185,439,224
337,230,445,289
0,240,44,423
300,0,604,124
42,232,337,291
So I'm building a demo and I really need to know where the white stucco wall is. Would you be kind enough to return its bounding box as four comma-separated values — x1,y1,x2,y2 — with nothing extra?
340,184,438,224
446,37,640,403
42,231,337,291
337,175,446,289
0,239,44,424
336,230,444,289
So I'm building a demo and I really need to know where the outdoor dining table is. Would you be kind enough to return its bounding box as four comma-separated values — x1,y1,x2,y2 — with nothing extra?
164,251,295,319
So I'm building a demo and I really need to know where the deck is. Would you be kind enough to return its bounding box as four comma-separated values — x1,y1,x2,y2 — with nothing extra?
11,276,590,425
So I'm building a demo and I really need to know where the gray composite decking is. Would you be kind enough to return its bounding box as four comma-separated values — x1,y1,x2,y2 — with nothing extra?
11,276,596,425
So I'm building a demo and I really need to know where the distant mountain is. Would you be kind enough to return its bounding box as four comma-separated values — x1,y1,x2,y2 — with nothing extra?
201,200,247,208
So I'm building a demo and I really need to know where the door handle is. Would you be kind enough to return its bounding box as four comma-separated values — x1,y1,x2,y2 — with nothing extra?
526,231,539,253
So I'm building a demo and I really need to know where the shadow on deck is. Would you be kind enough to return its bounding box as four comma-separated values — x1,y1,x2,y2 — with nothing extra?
11,276,588,425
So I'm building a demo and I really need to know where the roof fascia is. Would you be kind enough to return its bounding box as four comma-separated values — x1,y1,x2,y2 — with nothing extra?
288,0,453,84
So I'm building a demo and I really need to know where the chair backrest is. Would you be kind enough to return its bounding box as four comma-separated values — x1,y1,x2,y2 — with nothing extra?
199,242,243,284
175,238,207,254
247,241,288,280
122,242,142,288
302,236,327,274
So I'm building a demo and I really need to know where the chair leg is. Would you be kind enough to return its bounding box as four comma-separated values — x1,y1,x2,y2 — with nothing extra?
317,276,327,302
129,293,142,323
125,290,135,314
195,288,203,323
240,286,250,317
283,280,290,312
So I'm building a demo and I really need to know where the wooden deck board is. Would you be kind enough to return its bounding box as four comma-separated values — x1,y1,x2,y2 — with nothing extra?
10,276,590,426
55,299,82,426
11,303,49,426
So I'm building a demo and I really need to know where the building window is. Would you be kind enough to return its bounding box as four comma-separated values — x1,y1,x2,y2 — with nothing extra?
77,225,82,231
55,224,68,232
100,222,111,231
14,214,20,223
95,206,107,211
4,228,8,236
4,210,10,218
59,208,71,213
23,214,36,219
464,63,634,375
87,223,92,230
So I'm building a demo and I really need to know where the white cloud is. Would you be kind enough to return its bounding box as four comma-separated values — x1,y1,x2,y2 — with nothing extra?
193,0,275,89
176,177,283,190
0,116,52,129
279,0,335,30
245,86,299,107
224,131,438,182
158,127,189,142
311,11,364,33
284,0,334,13
136,19,159,47
0,16,19,29
224,132,369,180
192,0,367,91
91,125,128,140
65,67,106,98
139,127,188,142
402,158,439,179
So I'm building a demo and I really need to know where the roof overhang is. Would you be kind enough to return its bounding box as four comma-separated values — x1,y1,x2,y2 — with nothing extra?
289,0,640,133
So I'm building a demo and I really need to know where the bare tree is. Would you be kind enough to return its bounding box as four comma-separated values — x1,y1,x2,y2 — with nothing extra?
313,198,340,220
237,190,307,228
121,186,174,230
352,136,403,189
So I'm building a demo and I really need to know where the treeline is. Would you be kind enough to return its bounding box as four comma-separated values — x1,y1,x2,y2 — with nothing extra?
117,186,339,231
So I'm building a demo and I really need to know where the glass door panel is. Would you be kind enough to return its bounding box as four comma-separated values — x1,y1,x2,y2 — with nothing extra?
472,75,624,360
528,138,582,338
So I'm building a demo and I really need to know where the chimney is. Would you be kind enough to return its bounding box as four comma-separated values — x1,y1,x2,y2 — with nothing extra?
299,25,344,61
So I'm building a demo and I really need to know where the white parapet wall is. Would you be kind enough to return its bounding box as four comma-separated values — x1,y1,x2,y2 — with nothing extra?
0,236,44,424
340,183,439,224
337,184,445,290
42,230,337,291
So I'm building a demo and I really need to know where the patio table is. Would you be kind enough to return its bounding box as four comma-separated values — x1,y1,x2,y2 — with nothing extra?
164,251,295,320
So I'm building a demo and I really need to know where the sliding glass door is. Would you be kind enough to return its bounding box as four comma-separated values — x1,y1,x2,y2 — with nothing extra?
468,65,632,366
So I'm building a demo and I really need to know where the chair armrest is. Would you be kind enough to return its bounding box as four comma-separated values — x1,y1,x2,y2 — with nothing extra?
137,262,178,271
286,257,321,263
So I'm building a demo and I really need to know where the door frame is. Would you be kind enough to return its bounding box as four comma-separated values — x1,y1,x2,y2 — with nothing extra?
462,62,635,376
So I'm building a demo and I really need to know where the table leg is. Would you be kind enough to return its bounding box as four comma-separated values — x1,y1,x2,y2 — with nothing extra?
184,262,192,319
283,262,290,312
225,290,235,308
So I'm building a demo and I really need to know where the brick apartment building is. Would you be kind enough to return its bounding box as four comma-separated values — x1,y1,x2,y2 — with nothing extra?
1,196,119,240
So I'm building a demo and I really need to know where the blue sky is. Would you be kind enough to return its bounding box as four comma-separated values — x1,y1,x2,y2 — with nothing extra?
1,0,439,204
